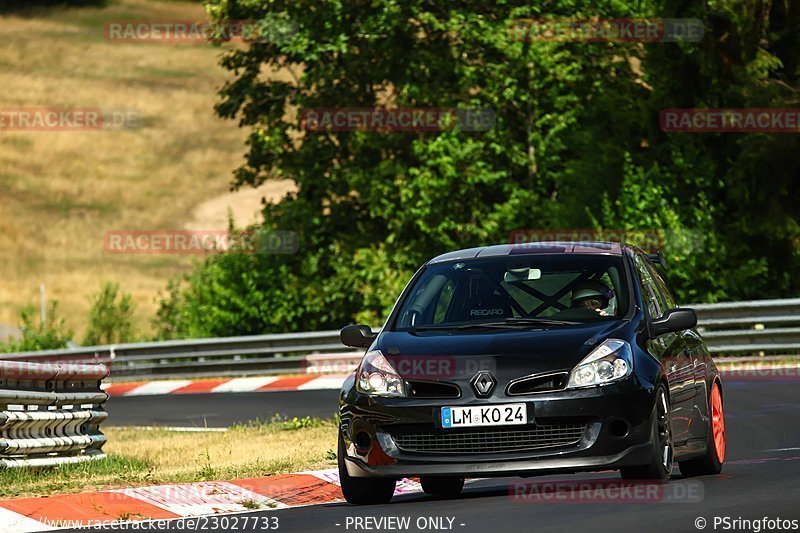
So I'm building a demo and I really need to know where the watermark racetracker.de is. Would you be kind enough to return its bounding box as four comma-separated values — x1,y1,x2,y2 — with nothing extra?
303,354,496,379
387,355,496,381
0,108,140,131
299,108,496,132
661,108,800,133
40,516,279,531
510,478,704,503
0,360,110,378
720,364,800,382
508,18,704,43
508,229,706,254
103,230,299,255
104,17,297,44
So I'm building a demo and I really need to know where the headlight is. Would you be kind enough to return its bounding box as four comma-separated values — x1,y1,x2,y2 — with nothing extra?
567,339,633,389
356,350,406,397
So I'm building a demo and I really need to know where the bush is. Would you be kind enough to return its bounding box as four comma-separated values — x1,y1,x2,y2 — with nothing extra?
1,301,74,353
83,282,137,346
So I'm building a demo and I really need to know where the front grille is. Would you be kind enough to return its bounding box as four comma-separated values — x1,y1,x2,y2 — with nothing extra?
391,423,587,454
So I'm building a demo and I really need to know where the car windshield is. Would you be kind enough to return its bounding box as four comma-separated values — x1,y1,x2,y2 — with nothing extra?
393,254,630,331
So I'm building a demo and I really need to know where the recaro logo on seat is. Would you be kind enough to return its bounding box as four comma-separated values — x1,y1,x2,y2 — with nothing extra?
470,308,505,316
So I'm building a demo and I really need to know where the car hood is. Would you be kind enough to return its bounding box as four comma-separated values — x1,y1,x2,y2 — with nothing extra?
375,320,631,383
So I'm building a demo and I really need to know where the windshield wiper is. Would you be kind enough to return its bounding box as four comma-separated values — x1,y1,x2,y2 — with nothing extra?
407,318,579,332
500,317,581,326
406,325,462,332
406,323,515,333
407,324,520,332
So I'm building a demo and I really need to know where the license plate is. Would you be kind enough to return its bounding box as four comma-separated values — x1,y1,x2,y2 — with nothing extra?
441,403,527,429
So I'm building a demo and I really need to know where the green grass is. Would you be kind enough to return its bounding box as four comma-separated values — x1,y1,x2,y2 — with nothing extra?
0,455,148,500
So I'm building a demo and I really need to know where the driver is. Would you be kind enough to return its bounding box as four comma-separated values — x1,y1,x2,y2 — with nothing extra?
571,280,615,317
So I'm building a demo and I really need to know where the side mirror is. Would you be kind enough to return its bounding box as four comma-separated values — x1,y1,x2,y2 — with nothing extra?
650,308,697,337
340,325,377,348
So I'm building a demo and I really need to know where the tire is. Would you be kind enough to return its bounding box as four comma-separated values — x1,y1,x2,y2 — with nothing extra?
338,434,396,505
679,381,725,477
620,386,673,480
420,476,464,498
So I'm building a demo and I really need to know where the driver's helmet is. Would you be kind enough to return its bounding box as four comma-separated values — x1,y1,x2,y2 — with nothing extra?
571,280,614,311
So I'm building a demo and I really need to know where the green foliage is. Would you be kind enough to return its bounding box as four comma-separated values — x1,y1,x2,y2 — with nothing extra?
83,282,137,346
152,279,187,341
271,415,326,431
590,153,726,303
1,302,74,352
643,0,800,300
155,0,800,337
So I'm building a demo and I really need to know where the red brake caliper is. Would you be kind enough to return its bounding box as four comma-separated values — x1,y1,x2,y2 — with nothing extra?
711,384,725,463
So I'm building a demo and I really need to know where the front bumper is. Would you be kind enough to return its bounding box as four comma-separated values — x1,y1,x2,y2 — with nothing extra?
340,377,656,478
345,444,653,478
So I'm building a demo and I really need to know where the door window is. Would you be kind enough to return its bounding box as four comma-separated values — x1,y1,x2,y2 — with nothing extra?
633,254,663,319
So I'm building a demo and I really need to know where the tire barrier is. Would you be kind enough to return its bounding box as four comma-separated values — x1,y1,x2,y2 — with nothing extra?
0,360,109,468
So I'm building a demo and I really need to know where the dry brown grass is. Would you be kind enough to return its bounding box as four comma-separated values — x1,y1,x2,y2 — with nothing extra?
0,419,338,499
106,421,337,479
0,0,295,338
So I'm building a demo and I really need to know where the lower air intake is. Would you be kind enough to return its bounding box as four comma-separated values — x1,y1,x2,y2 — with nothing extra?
391,424,587,454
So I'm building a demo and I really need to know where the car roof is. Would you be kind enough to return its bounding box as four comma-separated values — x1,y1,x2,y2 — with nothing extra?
427,241,627,264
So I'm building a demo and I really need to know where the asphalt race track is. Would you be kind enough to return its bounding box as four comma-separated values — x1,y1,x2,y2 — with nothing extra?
66,378,800,532
106,390,340,427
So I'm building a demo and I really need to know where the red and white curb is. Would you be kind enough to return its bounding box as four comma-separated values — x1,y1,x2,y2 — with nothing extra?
103,375,349,397
0,469,425,532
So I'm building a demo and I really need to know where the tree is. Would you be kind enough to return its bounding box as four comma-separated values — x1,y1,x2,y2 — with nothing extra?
158,0,650,337
83,282,136,345
640,0,800,300
156,0,800,337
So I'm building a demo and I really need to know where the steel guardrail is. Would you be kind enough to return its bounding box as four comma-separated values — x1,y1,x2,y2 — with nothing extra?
1,299,798,380
0,360,109,467
0,330,357,380
692,298,800,354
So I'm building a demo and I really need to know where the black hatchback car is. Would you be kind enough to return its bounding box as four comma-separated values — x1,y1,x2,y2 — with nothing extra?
337,241,725,504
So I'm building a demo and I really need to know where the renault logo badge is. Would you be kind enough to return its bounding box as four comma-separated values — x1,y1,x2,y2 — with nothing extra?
471,371,496,397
